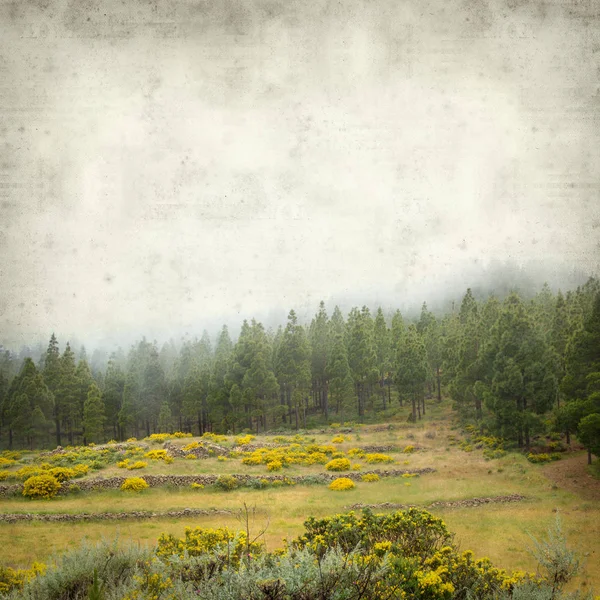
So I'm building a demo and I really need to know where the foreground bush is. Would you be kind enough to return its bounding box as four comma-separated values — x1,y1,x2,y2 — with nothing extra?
3,510,590,599
22,475,61,499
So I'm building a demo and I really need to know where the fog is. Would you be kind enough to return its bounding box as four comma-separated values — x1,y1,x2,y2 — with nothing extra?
1,0,599,351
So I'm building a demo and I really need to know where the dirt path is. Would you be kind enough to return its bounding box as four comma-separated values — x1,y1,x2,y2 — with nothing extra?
542,453,600,501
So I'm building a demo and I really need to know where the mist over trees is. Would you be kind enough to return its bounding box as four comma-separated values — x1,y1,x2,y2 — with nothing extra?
1,278,599,463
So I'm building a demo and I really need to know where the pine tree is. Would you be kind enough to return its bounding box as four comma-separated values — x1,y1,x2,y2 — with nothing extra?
346,307,378,418
242,340,279,432
208,325,234,432
550,291,570,408
578,413,600,464
57,343,79,445
449,289,487,420
373,307,391,410
275,311,311,429
394,325,428,421
103,356,125,440
327,323,355,424
83,383,105,444
157,401,172,433
309,301,330,419
43,334,62,445
7,359,53,448
482,293,556,448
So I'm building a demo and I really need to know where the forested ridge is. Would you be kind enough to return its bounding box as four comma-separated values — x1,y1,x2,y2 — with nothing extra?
1,279,599,463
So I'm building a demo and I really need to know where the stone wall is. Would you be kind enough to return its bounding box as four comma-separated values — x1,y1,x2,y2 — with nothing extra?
0,468,436,496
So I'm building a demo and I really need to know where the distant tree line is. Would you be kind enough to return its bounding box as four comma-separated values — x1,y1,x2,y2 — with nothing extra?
0,279,599,462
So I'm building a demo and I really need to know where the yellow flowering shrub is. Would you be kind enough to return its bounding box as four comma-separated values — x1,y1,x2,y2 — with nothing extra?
48,467,77,482
126,461,147,470
0,470,10,481
72,464,89,476
347,448,365,457
306,444,336,455
1,451,21,461
217,455,228,462
365,453,394,464
325,458,351,471
351,463,362,471
241,452,264,465
147,433,170,443
22,474,61,499
190,482,204,489
0,457,16,467
329,477,356,491
121,477,149,492
125,446,146,457
126,437,137,442
0,562,46,594
331,435,346,444
215,474,238,491
235,434,255,445
185,454,197,460
183,441,201,451
144,449,168,461
156,526,262,567
307,452,328,464
267,459,283,471
173,431,192,438
361,473,380,482
202,432,228,443
403,445,415,454
14,465,49,481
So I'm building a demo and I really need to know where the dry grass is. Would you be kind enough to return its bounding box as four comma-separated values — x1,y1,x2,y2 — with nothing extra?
1,403,599,592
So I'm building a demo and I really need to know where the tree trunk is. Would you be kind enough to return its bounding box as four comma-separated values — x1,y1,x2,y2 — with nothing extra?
588,450,592,465
523,397,530,450
55,418,61,447
474,395,482,420
436,367,441,402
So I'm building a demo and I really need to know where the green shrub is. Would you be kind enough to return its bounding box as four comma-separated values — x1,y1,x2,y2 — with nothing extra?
527,453,561,464
22,474,61,499
215,474,238,491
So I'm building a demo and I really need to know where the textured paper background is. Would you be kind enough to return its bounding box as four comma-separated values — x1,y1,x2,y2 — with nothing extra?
1,0,599,348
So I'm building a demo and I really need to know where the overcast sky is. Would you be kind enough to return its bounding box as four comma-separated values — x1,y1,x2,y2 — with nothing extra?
1,0,599,349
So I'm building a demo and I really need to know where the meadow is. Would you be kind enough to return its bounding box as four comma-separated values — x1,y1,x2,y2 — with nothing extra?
1,401,598,593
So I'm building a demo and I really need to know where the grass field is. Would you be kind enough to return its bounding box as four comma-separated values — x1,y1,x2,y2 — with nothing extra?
1,401,598,592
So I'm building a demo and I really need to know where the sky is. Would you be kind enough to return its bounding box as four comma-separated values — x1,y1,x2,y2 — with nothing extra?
1,0,599,349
